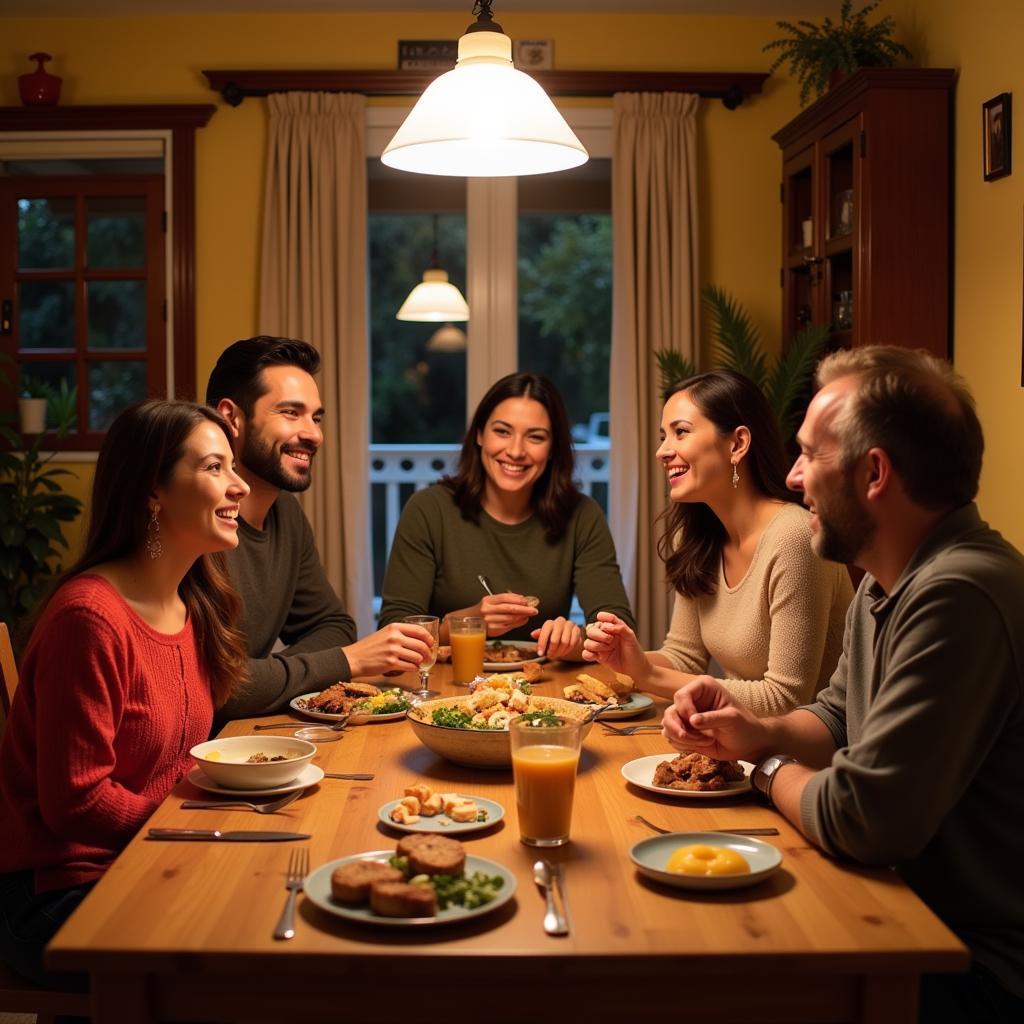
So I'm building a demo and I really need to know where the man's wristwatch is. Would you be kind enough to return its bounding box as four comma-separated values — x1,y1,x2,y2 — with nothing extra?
751,754,799,807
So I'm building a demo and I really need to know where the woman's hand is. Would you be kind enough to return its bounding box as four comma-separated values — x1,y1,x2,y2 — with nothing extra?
531,617,582,660
581,611,651,680
479,593,538,637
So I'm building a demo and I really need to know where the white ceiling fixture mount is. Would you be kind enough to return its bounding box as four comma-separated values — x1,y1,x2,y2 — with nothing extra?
381,0,589,178
396,215,470,323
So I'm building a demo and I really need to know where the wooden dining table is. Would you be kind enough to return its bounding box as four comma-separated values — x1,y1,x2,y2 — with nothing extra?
47,661,967,1023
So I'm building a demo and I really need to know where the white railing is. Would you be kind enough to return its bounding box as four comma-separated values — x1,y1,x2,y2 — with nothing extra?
369,442,611,566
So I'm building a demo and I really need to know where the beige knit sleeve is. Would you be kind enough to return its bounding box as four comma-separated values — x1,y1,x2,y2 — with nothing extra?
655,591,709,674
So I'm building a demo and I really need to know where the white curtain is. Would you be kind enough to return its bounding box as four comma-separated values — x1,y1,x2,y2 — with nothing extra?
259,91,374,636
610,92,700,649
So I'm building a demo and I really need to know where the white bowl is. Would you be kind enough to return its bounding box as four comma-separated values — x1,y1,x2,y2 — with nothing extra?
189,736,316,790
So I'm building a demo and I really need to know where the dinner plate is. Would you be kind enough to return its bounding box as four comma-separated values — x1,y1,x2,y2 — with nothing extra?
303,851,516,927
290,693,410,723
483,642,545,672
621,754,753,799
378,795,504,834
629,832,783,891
590,692,654,720
186,763,324,797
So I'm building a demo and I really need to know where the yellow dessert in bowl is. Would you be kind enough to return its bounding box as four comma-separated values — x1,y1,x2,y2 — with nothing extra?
666,843,750,876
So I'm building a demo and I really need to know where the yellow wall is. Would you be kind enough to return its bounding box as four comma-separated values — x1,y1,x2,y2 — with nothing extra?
3,9,799,557
887,0,1024,551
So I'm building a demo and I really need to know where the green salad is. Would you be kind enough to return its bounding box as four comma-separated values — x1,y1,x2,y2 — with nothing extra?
388,855,505,910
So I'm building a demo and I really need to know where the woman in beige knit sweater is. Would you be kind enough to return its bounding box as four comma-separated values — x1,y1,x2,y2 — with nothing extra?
583,370,852,716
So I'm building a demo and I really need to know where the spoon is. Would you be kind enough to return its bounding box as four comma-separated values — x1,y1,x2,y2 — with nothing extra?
478,574,495,596
532,860,568,936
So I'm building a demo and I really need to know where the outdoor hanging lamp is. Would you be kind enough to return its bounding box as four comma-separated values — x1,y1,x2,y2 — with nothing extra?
396,215,470,323
381,0,588,178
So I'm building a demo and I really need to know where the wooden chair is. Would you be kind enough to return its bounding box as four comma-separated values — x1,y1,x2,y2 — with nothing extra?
0,622,16,716
0,623,92,1022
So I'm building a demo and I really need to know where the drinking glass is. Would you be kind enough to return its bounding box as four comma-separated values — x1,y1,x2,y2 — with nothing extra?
403,615,439,700
510,716,582,847
449,615,486,686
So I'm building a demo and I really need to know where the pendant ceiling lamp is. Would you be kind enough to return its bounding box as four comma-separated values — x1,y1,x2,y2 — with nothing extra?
396,216,470,323
381,0,588,178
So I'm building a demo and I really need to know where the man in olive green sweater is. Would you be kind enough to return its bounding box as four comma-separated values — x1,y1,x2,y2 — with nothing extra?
655,347,1024,1021
207,337,432,718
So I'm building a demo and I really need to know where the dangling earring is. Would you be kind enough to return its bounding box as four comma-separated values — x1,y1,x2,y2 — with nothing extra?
145,508,163,559
731,461,739,489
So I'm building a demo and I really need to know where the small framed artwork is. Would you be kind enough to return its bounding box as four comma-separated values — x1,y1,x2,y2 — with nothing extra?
398,40,458,71
514,39,553,70
983,92,1012,182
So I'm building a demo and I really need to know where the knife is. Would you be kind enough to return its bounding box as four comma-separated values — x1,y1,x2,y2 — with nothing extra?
147,828,310,842
323,772,375,780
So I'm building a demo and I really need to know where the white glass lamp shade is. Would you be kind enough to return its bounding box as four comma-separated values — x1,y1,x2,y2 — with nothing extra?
381,29,588,177
396,268,470,322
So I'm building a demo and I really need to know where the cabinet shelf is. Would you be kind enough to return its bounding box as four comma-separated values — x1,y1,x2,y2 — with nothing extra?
775,68,955,358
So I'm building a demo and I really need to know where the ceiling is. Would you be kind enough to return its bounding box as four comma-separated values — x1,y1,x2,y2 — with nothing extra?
2,1,841,17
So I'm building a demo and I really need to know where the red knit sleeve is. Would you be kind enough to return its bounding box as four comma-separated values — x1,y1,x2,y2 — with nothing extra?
32,604,161,847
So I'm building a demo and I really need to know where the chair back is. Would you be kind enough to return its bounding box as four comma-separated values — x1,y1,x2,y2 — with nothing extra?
0,622,17,716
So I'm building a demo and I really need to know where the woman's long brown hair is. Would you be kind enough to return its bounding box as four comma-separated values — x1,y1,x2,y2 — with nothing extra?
443,372,581,543
657,371,798,599
25,401,248,707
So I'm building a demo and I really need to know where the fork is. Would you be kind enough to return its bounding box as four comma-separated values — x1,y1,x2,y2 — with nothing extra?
634,814,780,837
600,722,662,735
180,788,303,814
273,846,309,940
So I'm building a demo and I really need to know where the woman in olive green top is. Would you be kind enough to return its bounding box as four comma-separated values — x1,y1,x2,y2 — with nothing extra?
379,373,634,660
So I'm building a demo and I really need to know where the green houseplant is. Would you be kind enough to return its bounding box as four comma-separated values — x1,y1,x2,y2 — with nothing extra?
0,358,83,634
655,285,831,444
763,0,911,107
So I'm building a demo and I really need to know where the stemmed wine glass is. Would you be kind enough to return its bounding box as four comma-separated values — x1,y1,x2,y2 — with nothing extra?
403,615,440,701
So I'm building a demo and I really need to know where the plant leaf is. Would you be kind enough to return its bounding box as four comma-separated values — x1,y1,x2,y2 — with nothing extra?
768,323,833,439
703,284,769,388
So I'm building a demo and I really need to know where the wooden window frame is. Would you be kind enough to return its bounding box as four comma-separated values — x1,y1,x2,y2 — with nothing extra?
0,105,215,448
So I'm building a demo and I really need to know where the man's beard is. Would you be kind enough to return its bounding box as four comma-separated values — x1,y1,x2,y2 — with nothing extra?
240,431,315,493
812,471,875,565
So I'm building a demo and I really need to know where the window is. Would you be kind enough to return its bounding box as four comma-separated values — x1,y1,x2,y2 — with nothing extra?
0,105,215,451
366,108,613,594
0,173,165,448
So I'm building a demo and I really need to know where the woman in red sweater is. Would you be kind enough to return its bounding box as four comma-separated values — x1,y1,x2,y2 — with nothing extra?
0,400,250,990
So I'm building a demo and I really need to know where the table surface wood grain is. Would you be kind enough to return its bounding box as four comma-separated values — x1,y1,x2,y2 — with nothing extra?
47,661,967,1023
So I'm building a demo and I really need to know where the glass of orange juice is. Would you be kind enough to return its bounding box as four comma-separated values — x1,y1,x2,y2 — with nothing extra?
510,716,582,847
449,615,485,685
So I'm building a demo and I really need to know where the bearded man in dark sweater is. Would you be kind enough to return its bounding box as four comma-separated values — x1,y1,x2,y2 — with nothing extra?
207,336,432,718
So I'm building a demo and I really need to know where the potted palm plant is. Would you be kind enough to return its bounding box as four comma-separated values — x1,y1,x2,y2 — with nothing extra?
18,375,48,435
0,359,83,636
763,0,912,107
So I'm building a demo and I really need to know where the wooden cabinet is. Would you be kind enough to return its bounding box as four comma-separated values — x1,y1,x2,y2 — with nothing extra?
773,68,956,358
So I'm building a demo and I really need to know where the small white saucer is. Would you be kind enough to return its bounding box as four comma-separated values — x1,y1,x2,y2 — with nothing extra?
186,763,324,797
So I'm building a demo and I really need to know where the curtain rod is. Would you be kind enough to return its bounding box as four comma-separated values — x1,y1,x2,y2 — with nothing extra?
202,69,768,110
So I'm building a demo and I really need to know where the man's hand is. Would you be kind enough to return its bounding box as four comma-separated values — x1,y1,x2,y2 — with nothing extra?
531,617,582,660
479,593,538,637
581,611,651,681
343,623,432,678
662,676,768,762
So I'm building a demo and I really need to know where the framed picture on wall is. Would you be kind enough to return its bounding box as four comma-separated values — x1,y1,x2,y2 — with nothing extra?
983,92,1012,181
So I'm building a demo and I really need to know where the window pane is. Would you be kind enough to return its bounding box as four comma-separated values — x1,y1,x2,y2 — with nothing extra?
17,197,74,269
368,212,467,443
87,196,146,268
18,280,75,349
517,212,612,442
87,280,146,349
88,361,146,430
